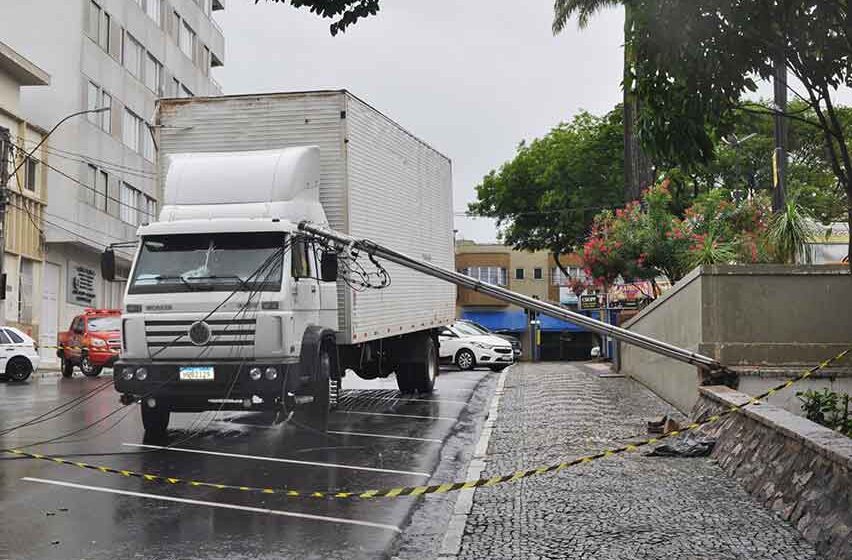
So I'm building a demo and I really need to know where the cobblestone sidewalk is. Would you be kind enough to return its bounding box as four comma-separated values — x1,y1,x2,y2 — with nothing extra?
456,362,821,560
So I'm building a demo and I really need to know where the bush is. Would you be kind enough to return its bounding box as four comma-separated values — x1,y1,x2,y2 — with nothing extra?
797,388,852,437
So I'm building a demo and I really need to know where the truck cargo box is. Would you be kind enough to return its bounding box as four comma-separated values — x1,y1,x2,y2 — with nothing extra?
157,90,456,345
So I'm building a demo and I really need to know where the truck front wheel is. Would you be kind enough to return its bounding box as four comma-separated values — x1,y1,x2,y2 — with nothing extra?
302,344,332,433
141,405,170,441
397,335,438,394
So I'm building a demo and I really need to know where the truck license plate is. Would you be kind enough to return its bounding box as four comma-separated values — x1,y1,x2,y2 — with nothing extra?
179,366,215,381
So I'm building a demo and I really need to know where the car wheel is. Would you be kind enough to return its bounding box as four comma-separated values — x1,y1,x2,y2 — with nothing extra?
141,405,170,441
80,356,102,377
302,343,332,433
61,358,74,378
455,348,476,371
6,357,33,382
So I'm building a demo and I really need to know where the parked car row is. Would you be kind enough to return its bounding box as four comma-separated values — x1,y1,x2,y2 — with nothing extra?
438,320,520,372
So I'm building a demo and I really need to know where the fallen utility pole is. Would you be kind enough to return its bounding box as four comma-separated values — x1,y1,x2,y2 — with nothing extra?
299,222,727,372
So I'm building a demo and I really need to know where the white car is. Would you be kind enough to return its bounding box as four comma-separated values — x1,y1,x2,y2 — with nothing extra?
438,322,514,372
0,326,40,382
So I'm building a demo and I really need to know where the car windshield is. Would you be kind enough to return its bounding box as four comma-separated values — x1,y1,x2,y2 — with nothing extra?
453,322,485,337
128,232,285,294
463,321,491,335
88,317,121,332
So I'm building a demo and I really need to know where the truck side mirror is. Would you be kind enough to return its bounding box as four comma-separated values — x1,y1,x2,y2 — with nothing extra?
101,248,116,282
320,252,338,282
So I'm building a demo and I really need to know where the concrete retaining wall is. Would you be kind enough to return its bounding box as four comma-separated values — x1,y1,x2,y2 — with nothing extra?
693,386,852,560
619,265,852,413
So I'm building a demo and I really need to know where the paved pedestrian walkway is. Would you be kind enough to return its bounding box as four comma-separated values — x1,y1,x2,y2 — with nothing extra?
456,362,820,560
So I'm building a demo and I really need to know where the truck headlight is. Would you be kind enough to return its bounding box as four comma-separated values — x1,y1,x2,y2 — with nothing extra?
90,338,106,347
249,367,263,381
122,368,134,380
135,368,148,381
264,367,278,380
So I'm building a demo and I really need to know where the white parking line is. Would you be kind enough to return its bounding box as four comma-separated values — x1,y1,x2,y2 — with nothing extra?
336,411,458,421
328,430,442,444
22,477,400,533
122,443,431,477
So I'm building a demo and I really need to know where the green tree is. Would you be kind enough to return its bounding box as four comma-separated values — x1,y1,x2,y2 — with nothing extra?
468,108,624,274
626,0,852,268
259,0,380,35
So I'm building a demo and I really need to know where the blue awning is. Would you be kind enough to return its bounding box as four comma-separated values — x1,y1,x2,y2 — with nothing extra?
460,309,609,333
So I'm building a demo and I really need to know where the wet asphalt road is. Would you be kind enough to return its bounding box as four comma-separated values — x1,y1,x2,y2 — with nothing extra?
0,367,494,560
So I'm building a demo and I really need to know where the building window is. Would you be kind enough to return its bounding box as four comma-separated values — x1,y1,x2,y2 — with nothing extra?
89,2,110,50
122,109,143,153
461,266,508,287
145,53,163,94
145,0,162,25
86,164,98,206
87,81,112,133
120,182,140,225
515,268,525,280
18,259,34,324
180,20,196,59
24,158,38,192
123,33,144,80
202,45,211,76
97,170,109,211
551,267,587,285
533,267,543,280
142,123,155,161
143,196,157,223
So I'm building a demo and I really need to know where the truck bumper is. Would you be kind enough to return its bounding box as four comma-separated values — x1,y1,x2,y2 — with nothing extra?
114,360,296,412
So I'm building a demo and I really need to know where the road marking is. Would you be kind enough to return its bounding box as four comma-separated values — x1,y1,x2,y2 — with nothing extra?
336,411,458,421
122,443,431,477
340,394,470,406
22,477,401,532
328,430,443,444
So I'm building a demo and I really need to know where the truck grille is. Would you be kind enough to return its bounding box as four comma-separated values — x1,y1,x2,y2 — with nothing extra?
145,318,257,348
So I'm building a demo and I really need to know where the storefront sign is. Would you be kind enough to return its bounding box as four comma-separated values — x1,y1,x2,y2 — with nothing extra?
580,294,599,310
68,263,97,307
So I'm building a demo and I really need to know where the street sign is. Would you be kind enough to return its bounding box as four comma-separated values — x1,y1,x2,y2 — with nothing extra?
580,294,599,310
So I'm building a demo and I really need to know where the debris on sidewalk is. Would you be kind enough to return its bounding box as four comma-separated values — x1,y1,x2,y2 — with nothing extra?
645,432,717,458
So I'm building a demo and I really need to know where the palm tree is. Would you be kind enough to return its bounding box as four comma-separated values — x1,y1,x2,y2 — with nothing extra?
553,1,652,202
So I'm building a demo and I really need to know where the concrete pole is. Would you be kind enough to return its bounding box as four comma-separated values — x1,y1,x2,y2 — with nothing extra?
772,49,788,213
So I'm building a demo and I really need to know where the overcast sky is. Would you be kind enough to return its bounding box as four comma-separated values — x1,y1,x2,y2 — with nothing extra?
213,0,626,243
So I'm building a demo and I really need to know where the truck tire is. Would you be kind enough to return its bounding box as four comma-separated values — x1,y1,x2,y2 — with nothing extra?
6,357,33,382
397,335,438,394
61,358,74,378
302,343,332,432
141,405,170,440
455,348,476,371
80,355,102,377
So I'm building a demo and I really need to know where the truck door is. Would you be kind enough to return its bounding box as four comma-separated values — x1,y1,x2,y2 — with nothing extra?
290,237,321,343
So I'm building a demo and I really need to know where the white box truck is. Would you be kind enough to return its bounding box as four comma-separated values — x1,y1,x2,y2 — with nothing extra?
105,91,455,438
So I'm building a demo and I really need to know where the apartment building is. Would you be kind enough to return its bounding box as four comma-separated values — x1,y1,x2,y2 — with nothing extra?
0,41,50,341
0,0,225,360
455,240,598,361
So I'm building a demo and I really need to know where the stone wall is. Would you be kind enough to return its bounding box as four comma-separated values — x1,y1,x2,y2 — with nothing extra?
693,386,852,560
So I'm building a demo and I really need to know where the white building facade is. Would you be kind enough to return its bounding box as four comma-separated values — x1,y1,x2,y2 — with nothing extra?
0,0,224,361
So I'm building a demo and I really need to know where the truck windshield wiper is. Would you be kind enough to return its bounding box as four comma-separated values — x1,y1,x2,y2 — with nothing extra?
152,275,211,292
192,275,252,291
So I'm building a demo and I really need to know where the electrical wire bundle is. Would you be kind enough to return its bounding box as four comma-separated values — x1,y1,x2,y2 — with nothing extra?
308,234,391,292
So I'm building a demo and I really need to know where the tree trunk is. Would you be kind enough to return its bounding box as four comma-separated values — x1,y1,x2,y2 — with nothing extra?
847,200,852,274
623,5,653,202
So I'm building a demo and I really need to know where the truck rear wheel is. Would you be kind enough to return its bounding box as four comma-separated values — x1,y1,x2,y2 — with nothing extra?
396,335,438,394
141,405,170,440
302,344,332,433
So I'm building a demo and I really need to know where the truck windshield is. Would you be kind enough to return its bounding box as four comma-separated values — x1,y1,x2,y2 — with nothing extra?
128,232,285,294
88,317,121,331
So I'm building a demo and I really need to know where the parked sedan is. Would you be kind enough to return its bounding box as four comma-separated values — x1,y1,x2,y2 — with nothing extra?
0,326,41,382
438,322,515,372
457,319,522,359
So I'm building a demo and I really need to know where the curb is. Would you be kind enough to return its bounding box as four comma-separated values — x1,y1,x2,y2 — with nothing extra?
437,366,509,559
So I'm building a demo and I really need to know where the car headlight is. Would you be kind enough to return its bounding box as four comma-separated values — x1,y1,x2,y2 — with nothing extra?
472,342,494,350
90,338,106,347
249,367,263,381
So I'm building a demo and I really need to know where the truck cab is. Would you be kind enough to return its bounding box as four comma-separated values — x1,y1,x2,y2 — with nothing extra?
107,147,342,439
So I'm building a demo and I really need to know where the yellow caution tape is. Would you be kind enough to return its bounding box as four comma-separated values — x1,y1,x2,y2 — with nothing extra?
6,349,848,499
